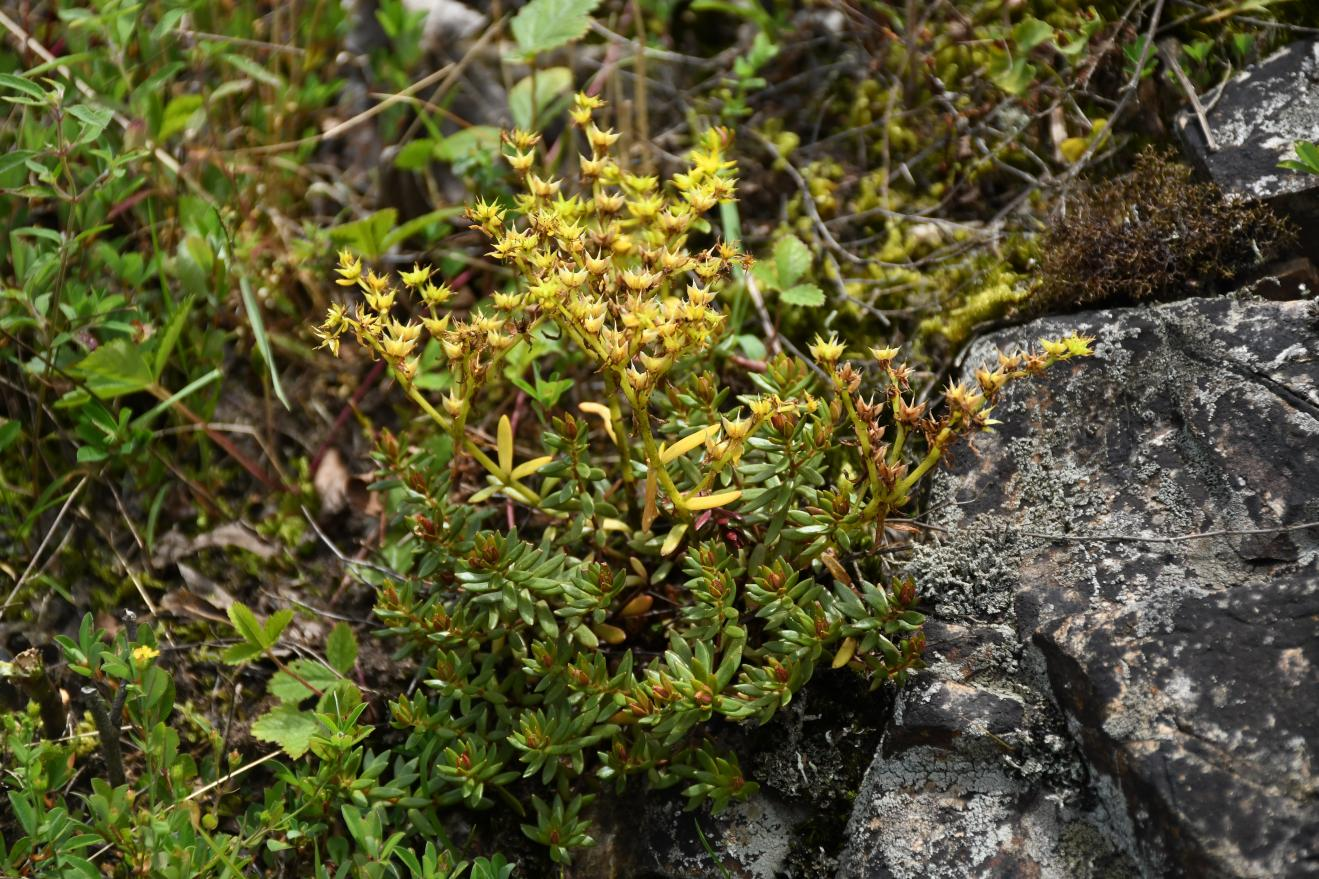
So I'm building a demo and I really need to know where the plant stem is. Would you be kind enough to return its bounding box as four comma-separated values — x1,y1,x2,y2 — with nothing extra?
11,649,66,739
84,686,126,787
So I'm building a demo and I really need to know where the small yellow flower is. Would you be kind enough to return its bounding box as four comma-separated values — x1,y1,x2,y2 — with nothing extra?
569,92,605,127
586,123,621,156
507,149,536,176
1039,338,1068,357
421,282,453,307
808,334,846,365
335,250,363,286
132,645,159,665
399,264,431,288
870,345,900,365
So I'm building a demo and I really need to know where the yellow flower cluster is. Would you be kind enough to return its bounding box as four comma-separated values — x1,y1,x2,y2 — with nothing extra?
468,95,744,406
316,93,745,432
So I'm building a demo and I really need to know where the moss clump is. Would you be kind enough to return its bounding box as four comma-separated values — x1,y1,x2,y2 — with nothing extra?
1034,150,1293,312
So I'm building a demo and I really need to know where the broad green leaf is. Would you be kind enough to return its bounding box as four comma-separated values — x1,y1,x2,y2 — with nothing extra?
779,283,825,307
736,334,767,361
393,138,438,171
159,94,205,141
268,659,341,702
435,126,501,163
991,53,1036,95
1281,141,1319,175
73,340,155,397
773,234,812,287
508,67,574,130
1012,16,1053,53
326,622,358,675
221,642,264,664
329,209,398,260
750,260,778,289
251,706,318,758
67,104,113,143
262,609,293,648
226,602,265,647
511,0,601,56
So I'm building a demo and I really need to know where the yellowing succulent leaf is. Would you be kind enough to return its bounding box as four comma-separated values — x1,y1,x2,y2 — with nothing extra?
685,489,742,511
511,455,554,481
661,523,688,556
592,622,627,645
659,424,719,464
832,636,858,669
578,401,618,443
497,414,514,477
642,469,659,532
620,594,654,617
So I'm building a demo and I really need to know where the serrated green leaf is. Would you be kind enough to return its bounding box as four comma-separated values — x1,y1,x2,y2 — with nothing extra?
268,659,341,702
221,642,263,664
773,234,812,287
750,260,778,290
226,602,264,647
779,283,825,307
73,340,154,397
509,67,574,130
251,706,319,758
262,609,293,648
511,0,601,56
326,622,358,675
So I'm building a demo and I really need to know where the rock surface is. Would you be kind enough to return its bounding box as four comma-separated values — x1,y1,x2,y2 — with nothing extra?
840,294,1319,878
1177,39,1319,246
576,671,890,879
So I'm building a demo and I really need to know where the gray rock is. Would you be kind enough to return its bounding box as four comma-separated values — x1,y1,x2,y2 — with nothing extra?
841,295,1319,879
576,673,889,878
1177,39,1319,244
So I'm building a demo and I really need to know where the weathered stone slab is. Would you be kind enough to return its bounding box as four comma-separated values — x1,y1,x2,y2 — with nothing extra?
1177,39,1319,241
841,294,1319,878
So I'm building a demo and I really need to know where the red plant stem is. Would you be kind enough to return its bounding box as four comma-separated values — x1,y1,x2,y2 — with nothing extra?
310,269,475,474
